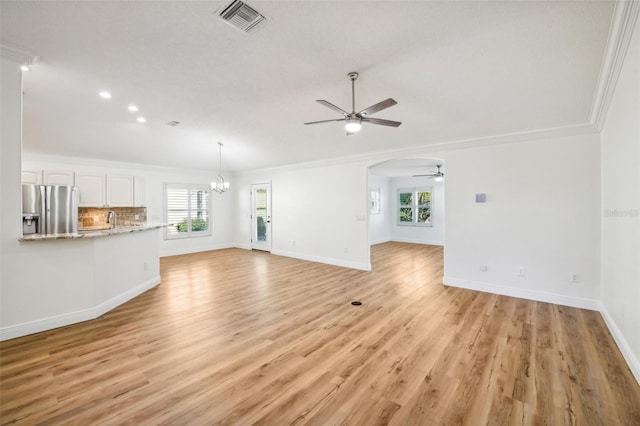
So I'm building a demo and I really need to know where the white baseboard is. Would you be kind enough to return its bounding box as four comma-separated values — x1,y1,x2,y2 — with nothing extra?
370,238,391,246
271,249,371,271
160,243,235,257
392,237,444,246
0,276,160,341
599,305,640,386
94,276,161,318
443,276,600,311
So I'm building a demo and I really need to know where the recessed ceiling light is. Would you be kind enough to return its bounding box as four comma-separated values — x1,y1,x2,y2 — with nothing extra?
128,105,139,112
137,117,146,123
20,65,30,72
99,91,112,99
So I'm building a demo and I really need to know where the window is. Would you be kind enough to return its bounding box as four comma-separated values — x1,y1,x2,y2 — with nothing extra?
370,188,380,215
398,187,432,226
165,184,211,239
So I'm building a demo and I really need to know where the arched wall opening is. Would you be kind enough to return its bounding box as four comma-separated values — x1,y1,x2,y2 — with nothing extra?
367,157,445,266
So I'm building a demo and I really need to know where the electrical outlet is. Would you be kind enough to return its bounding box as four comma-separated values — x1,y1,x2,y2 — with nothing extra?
518,267,526,277
570,273,580,283
292,240,296,247
479,265,488,272
143,262,148,272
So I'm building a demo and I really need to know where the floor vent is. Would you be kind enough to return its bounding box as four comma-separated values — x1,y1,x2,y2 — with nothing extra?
351,301,362,306
218,0,266,33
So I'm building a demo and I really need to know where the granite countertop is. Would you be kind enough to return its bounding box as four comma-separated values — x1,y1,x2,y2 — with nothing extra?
20,223,167,241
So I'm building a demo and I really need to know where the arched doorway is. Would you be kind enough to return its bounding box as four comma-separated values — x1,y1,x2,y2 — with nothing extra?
368,157,445,264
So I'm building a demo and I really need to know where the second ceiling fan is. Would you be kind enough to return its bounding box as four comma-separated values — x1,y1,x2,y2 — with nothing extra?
304,72,401,135
413,165,445,182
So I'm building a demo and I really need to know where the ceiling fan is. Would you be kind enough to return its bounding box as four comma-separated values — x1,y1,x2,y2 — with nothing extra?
413,165,445,182
304,72,401,135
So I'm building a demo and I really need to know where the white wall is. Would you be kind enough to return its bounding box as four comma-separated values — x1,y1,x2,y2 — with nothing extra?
600,22,640,382
368,174,391,245
442,134,601,308
231,130,601,311
235,161,371,270
22,154,236,257
389,176,445,246
1,54,27,328
1,56,165,339
0,56,96,334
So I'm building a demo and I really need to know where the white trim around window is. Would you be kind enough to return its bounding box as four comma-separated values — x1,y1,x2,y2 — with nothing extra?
397,187,433,226
370,187,381,215
164,183,212,239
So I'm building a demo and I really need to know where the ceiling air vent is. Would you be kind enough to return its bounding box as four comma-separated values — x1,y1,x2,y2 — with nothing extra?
218,0,266,32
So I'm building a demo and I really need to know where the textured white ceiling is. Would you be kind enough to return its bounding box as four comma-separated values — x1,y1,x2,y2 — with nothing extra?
1,1,614,173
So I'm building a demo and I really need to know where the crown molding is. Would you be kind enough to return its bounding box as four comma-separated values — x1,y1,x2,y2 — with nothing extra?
589,0,640,130
236,122,597,177
0,42,37,64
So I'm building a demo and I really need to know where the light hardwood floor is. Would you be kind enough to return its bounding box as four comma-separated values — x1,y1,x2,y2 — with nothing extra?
1,242,639,425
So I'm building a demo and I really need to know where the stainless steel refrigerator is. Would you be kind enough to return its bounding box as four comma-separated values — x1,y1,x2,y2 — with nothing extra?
22,184,79,235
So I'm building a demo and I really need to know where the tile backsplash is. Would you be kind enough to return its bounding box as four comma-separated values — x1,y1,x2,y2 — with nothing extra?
78,207,147,228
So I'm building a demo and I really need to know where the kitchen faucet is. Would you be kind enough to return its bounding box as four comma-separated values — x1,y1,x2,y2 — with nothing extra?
106,211,117,229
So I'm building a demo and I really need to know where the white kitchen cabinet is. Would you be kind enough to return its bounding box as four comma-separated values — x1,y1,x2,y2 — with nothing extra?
106,175,134,206
134,176,146,207
44,170,75,186
22,170,42,184
76,173,106,206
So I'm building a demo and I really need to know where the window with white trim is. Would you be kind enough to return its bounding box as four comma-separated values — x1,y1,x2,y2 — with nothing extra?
164,184,211,239
398,187,432,226
370,187,381,215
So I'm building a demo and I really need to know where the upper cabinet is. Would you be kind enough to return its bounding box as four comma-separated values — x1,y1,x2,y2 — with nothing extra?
43,170,75,186
24,167,143,208
76,173,106,207
21,170,42,185
134,176,146,207
106,175,134,206
22,169,74,185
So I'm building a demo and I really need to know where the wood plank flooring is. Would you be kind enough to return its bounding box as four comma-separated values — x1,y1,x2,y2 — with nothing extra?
1,242,639,425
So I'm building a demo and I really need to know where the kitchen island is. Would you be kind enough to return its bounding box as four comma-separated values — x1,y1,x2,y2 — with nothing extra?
2,224,164,340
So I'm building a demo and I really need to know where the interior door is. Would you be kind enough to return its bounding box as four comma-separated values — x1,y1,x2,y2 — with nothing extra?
251,183,272,251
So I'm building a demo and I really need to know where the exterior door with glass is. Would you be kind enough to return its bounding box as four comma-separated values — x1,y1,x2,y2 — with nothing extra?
251,183,271,251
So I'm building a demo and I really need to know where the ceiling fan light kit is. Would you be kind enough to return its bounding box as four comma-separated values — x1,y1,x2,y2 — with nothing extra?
345,118,362,133
305,72,401,135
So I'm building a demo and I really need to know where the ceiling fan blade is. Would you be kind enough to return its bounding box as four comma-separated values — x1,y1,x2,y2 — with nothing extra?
357,98,397,117
361,117,402,127
316,100,349,116
304,118,346,125
412,174,436,177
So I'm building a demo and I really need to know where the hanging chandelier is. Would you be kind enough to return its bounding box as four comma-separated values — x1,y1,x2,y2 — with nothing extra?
211,141,230,194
